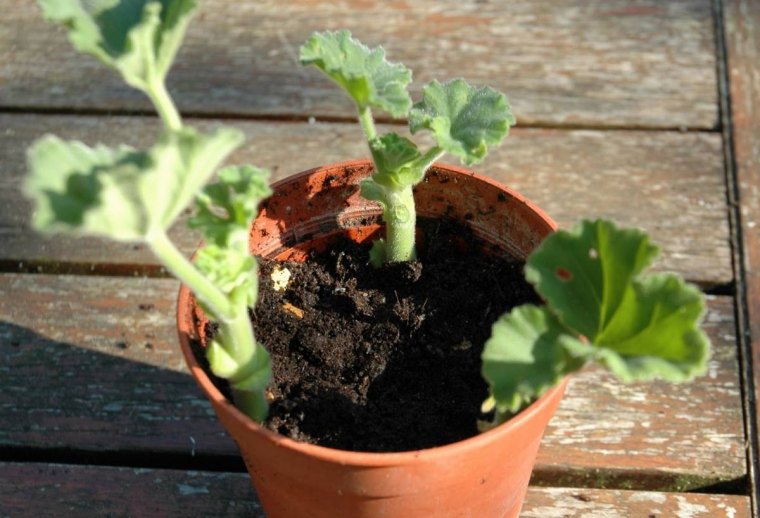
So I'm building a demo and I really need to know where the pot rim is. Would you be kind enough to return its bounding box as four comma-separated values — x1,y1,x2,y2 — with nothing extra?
177,159,567,467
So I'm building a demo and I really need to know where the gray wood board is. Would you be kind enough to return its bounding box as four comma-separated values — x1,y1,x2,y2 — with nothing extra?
0,274,745,489
0,114,731,286
0,0,717,129
0,462,750,517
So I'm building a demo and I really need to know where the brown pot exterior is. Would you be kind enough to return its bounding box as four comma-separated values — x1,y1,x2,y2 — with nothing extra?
177,160,566,518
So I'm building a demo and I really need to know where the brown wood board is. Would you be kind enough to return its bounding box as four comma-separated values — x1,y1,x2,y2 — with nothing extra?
0,114,731,287
0,274,745,490
725,0,760,485
0,462,750,517
0,0,717,129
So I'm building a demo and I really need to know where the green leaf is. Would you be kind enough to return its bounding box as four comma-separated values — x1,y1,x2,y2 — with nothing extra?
299,30,412,117
526,219,659,339
525,219,709,382
26,137,146,239
369,133,426,189
409,79,515,166
481,305,586,416
194,245,258,306
39,0,197,88
26,127,244,241
190,165,272,247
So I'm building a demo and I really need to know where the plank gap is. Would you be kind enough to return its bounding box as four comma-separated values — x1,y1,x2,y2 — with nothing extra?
531,466,748,495
713,0,760,516
0,259,171,278
0,445,245,474
0,105,721,134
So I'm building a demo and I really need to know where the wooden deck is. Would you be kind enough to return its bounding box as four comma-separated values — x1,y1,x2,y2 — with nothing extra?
0,1,758,516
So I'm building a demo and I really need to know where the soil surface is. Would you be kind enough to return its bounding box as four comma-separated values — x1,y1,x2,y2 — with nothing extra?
240,220,540,453
196,221,539,452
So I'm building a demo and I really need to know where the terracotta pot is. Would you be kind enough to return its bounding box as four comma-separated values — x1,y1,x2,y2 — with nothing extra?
177,160,566,518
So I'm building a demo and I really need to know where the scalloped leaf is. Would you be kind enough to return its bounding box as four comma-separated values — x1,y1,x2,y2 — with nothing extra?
299,30,412,117
525,219,709,382
189,165,272,247
409,79,515,166
481,305,587,415
26,127,243,241
39,0,197,88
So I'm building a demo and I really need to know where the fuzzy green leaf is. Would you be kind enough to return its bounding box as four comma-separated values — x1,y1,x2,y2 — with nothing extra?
525,219,710,382
369,133,425,189
299,30,412,117
26,127,244,241
39,0,197,89
482,305,586,415
409,79,515,166
190,165,272,248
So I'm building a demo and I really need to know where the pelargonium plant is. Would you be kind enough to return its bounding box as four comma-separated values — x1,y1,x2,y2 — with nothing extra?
300,30,710,428
300,30,515,266
25,0,710,432
27,0,272,421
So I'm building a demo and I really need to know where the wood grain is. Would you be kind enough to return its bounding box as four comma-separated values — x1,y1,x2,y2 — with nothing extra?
0,0,717,129
725,0,760,480
0,274,744,490
0,114,731,286
0,462,749,517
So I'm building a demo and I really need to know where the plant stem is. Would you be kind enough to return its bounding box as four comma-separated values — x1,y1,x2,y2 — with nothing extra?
146,80,183,131
222,288,270,422
147,231,233,320
358,105,377,142
383,186,417,262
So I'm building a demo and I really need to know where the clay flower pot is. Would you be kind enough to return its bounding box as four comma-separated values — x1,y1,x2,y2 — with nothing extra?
177,160,566,518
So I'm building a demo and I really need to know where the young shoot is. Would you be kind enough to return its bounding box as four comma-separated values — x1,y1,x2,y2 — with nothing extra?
26,0,272,422
300,30,516,266
480,219,711,429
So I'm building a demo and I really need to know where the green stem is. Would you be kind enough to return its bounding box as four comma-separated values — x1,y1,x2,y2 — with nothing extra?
221,289,270,422
358,105,377,142
419,148,446,175
146,80,183,131
383,186,417,262
146,231,233,320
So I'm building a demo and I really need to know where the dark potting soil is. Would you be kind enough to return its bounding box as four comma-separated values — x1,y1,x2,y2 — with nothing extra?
241,220,540,453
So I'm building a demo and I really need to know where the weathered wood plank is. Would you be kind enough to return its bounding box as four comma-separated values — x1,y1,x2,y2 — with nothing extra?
0,0,717,129
0,114,731,286
0,463,263,517
522,487,750,517
724,0,760,497
0,274,744,489
0,462,749,517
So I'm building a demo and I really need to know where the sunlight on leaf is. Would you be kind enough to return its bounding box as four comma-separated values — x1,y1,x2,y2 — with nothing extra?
300,30,412,117
409,79,515,166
